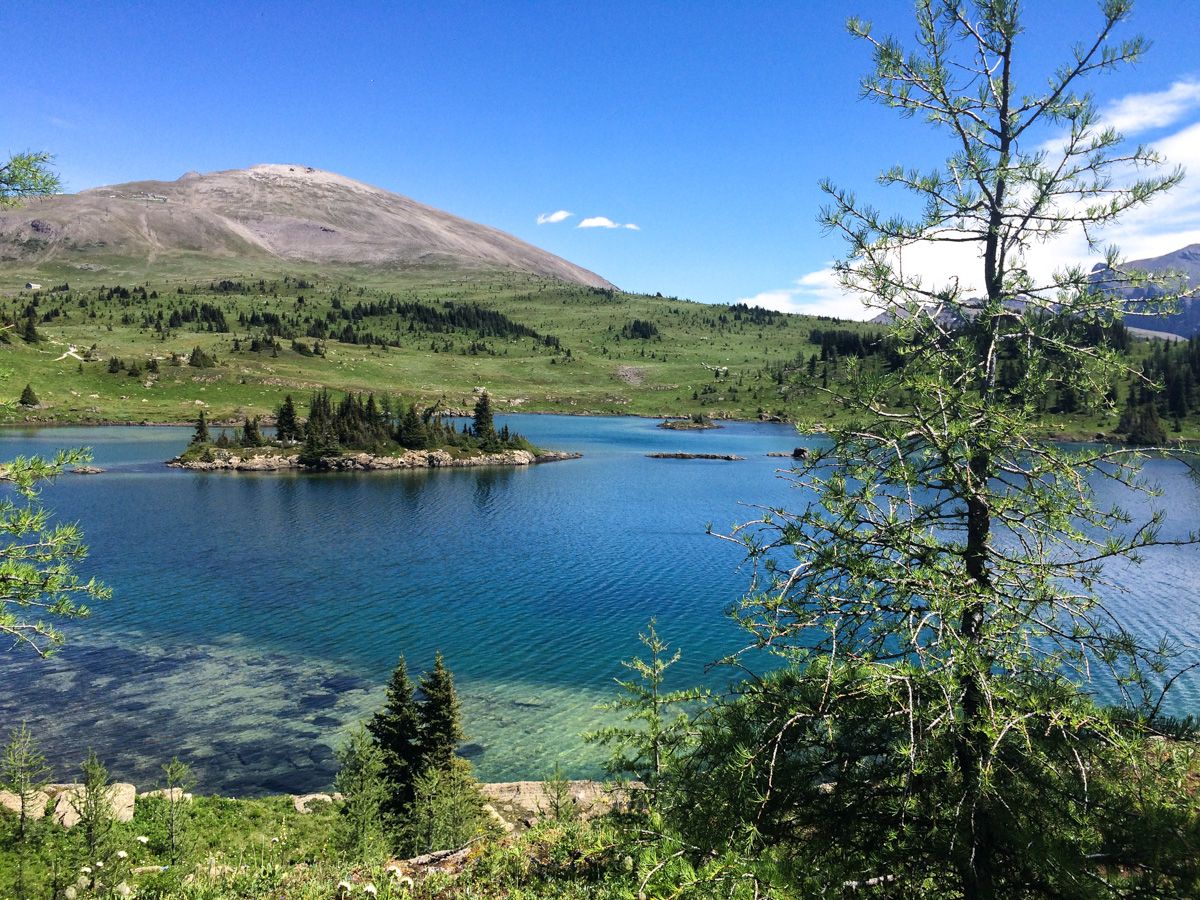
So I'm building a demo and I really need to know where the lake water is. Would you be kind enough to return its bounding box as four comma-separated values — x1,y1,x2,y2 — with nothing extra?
1,417,1198,795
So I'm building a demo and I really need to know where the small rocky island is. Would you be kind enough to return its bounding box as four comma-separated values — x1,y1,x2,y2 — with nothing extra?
657,414,722,430
170,390,580,472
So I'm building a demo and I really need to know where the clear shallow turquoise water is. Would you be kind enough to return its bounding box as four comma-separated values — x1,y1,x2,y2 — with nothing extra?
0,418,1197,795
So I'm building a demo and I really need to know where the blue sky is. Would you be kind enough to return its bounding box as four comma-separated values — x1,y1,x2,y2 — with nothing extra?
4,1,1199,316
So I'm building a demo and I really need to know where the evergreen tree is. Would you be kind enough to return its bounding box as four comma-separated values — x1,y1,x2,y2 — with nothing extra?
367,655,423,819
397,403,429,450
18,384,38,408
418,651,465,773
191,410,209,445
21,315,40,344
334,725,389,860
275,394,300,442
404,759,486,855
239,415,262,447
472,391,498,450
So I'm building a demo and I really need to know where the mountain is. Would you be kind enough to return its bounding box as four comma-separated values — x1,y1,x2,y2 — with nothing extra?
1092,244,1200,338
0,164,613,288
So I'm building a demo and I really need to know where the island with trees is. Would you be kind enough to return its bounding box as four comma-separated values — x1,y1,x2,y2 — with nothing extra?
170,389,579,471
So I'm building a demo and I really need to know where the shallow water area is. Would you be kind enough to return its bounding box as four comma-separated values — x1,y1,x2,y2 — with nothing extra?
1,417,1198,794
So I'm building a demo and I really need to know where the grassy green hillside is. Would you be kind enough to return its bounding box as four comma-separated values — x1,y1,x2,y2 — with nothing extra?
0,263,865,427
3,263,1197,442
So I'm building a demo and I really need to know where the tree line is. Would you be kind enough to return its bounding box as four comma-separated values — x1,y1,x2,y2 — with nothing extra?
192,388,532,461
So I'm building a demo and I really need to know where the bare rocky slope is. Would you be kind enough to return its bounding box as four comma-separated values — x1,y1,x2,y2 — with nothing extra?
0,164,613,287
1093,244,1200,337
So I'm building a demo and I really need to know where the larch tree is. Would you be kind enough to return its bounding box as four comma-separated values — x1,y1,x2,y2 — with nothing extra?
695,1,1200,896
1,451,110,657
0,152,60,206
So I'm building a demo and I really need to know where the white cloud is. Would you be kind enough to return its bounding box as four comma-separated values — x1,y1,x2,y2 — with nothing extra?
577,215,640,230
1101,78,1200,136
536,209,573,225
737,268,874,321
864,109,1200,306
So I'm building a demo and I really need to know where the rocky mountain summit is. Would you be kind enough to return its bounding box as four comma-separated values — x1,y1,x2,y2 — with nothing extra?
0,164,613,287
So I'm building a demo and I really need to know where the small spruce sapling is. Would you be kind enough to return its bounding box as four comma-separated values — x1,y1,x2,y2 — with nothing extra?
334,725,390,861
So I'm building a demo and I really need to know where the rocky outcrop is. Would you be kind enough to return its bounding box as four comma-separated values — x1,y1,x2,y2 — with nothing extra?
48,782,136,828
480,780,639,825
292,792,341,813
143,788,193,802
0,789,50,820
647,452,744,461
169,448,581,472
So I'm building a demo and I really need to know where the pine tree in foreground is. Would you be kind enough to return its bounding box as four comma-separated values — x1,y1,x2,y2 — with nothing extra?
418,651,465,773
367,655,423,819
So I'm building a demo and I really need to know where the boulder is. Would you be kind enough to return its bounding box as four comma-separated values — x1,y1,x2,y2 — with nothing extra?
0,789,50,820
51,783,136,828
482,802,515,834
143,788,193,802
292,792,334,813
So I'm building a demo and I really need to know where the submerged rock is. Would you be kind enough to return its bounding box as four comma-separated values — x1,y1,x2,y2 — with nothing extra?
646,452,744,461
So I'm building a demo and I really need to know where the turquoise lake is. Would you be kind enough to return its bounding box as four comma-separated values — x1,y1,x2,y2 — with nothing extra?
1,416,1198,795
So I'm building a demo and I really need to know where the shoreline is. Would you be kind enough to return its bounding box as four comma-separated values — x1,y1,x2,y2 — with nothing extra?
168,447,582,472
4,414,1197,450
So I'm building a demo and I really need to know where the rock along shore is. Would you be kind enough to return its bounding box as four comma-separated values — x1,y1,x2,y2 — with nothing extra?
168,448,581,472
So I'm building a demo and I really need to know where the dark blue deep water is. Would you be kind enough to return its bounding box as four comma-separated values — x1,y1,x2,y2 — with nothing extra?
1,417,1197,795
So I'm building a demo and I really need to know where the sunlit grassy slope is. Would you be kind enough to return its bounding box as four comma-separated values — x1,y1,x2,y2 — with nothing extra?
0,261,869,426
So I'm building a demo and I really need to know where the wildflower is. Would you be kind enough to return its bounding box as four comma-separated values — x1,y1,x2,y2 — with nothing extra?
116,850,129,859
271,837,280,844
95,861,105,869
364,884,378,897
79,867,92,875
136,835,149,845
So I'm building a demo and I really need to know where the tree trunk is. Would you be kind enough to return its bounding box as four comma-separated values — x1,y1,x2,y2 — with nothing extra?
958,450,995,900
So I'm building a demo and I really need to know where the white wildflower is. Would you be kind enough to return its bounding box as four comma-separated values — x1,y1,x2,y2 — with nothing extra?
116,850,129,859
136,835,149,844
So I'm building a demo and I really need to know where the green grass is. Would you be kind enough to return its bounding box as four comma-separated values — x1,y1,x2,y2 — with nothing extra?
0,796,785,898
2,261,1196,442
0,263,861,428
